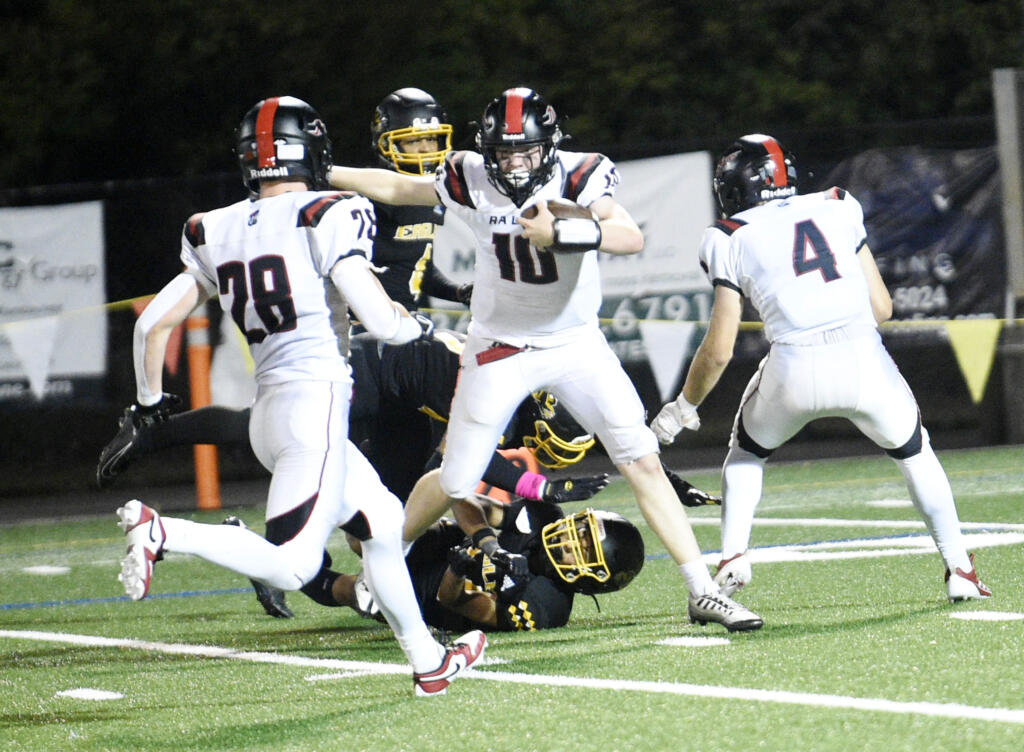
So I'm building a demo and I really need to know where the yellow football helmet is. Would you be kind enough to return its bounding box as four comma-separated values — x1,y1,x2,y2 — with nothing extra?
521,391,595,469
371,88,453,176
541,508,644,594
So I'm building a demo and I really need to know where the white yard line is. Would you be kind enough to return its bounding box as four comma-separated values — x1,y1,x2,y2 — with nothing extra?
3,629,1023,725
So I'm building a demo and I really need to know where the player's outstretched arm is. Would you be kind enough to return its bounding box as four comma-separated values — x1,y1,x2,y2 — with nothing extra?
327,165,438,206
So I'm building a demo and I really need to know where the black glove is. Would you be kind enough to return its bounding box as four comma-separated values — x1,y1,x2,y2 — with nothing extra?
541,473,610,503
663,465,721,507
456,283,473,305
489,548,529,580
135,393,183,426
447,545,478,578
411,311,434,339
470,527,527,579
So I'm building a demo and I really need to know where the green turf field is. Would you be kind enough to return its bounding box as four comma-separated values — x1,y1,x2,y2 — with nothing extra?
2,445,1023,751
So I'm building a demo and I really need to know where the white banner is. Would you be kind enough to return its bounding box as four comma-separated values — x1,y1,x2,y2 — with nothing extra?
0,201,106,399
603,151,715,296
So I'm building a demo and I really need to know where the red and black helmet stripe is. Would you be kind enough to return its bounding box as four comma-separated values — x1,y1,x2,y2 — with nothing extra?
504,89,525,135
298,193,347,227
761,137,788,186
562,153,602,201
442,151,475,208
255,97,281,168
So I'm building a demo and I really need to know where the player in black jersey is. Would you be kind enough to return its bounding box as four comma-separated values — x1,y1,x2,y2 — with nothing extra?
332,495,645,632
360,88,471,314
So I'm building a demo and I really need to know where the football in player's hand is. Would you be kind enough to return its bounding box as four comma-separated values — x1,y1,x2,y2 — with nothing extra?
520,198,595,220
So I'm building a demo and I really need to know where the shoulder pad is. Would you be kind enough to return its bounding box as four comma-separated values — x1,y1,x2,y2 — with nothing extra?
712,218,747,236
440,151,475,208
184,213,207,246
561,153,605,202
826,186,847,200
298,193,355,228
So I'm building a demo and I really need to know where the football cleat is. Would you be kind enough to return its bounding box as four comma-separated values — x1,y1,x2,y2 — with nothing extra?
96,406,148,489
945,552,992,602
412,629,487,697
688,591,763,632
116,499,165,601
714,552,751,597
352,571,381,620
222,517,294,618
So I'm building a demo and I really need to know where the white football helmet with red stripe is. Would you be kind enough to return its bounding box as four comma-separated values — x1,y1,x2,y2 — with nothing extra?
236,96,332,194
712,133,798,217
475,87,563,206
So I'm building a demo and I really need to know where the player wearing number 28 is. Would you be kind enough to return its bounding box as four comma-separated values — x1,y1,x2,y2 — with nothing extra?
651,134,991,610
114,96,485,696
330,87,762,632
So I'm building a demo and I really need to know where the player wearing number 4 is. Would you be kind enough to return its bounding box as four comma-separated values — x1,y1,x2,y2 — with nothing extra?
329,86,762,633
651,134,991,610
114,96,484,696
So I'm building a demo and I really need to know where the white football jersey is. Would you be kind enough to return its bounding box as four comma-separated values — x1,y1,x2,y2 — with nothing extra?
434,149,618,346
181,191,376,384
699,188,877,343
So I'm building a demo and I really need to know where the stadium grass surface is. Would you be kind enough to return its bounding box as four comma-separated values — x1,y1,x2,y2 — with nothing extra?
1,445,1022,751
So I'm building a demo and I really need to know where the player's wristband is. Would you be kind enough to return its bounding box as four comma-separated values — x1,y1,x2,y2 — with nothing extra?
471,528,500,557
514,471,547,501
552,218,601,253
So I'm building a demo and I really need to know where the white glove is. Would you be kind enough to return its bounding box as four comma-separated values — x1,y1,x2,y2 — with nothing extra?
650,395,701,444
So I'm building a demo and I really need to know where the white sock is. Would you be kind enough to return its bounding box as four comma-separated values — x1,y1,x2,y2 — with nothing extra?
160,517,305,590
721,446,766,559
360,532,443,673
679,559,716,597
894,437,972,573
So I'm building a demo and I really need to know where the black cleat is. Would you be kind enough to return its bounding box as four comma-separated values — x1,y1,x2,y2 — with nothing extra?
222,516,294,618
96,406,147,489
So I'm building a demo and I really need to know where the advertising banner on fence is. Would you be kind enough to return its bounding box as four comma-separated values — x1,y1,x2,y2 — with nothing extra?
0,201,106,400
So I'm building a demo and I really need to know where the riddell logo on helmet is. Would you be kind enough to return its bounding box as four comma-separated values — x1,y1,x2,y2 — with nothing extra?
249,166,293,180
759,186,796,201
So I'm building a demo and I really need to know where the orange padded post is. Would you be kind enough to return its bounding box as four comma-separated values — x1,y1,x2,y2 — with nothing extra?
186,310,221,510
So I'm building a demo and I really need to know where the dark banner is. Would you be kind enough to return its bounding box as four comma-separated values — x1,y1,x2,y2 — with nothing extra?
823,147,1004,319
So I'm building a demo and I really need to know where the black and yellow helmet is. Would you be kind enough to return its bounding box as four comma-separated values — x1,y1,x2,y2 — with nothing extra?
520,391,595,469
371,88,453,176
541,509,644,594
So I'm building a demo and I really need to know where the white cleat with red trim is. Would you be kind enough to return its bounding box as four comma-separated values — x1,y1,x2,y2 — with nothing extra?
116,499,165,601
413,630,487,697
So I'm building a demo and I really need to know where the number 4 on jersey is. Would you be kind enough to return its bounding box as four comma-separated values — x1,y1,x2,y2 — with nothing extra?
792,220,841,282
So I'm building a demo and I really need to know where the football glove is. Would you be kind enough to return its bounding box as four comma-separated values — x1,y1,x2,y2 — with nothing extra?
96,393,182,489
650,394,700,444
489,548,529,580
411,311,435,339
447,545,479,578
541,473,610,503
456,283,474,305
663,465,721,507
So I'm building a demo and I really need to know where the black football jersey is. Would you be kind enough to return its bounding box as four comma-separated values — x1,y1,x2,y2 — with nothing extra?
371,202,461,308
347,332,461,499
403,501,575,632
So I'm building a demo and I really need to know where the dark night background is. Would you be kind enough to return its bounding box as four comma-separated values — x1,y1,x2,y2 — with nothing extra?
1,0,1022,497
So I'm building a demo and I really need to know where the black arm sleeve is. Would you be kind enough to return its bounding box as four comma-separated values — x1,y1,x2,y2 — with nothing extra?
480,450,528,493
419,257,463,304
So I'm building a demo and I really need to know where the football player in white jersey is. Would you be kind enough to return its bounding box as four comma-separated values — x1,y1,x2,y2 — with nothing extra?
651,134,991,610
329,87,762,633
114,96,485,696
